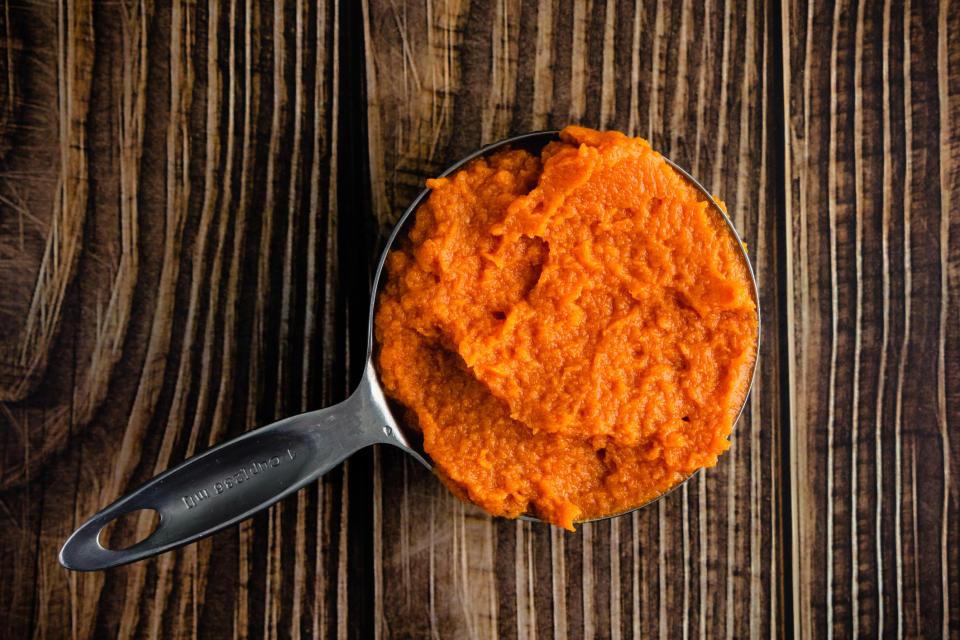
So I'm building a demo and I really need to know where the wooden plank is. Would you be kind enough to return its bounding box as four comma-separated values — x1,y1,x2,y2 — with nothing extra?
0,0,93,403
782,0,960,637
0,0,346,636
362,1,784,638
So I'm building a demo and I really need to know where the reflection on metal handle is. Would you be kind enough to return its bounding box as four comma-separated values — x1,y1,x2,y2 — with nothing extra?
59,370,392,571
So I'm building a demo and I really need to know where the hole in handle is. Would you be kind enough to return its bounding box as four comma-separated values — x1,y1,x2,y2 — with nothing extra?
97,509,161,550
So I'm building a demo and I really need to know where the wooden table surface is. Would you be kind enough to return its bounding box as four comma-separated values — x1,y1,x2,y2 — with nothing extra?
0,1,957,638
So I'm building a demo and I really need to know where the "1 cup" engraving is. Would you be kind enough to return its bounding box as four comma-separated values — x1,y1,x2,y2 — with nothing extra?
181,448,297,509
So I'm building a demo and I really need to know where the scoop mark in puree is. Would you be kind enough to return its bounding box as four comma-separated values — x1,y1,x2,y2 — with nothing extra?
375,126,758,529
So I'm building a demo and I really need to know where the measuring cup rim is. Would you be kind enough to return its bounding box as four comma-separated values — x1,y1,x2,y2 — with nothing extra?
363,129,761,526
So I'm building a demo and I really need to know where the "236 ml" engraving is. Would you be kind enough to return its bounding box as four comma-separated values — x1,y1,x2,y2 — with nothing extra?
181,448,297,509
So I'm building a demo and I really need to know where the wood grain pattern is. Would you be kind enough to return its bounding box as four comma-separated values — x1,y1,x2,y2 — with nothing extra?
783,0,959,638
0,0,93,403
0,0,955,638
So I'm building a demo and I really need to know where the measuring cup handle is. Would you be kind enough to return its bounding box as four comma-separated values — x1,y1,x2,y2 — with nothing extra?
59,373,391,571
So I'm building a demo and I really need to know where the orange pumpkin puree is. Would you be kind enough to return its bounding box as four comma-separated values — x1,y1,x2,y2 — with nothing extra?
375,126,758,529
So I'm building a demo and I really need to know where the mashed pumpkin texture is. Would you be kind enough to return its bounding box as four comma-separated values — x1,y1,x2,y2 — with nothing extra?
375,126,758,529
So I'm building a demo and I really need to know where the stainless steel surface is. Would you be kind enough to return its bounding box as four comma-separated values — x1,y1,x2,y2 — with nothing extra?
60,131,760,571
58,369,424,570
